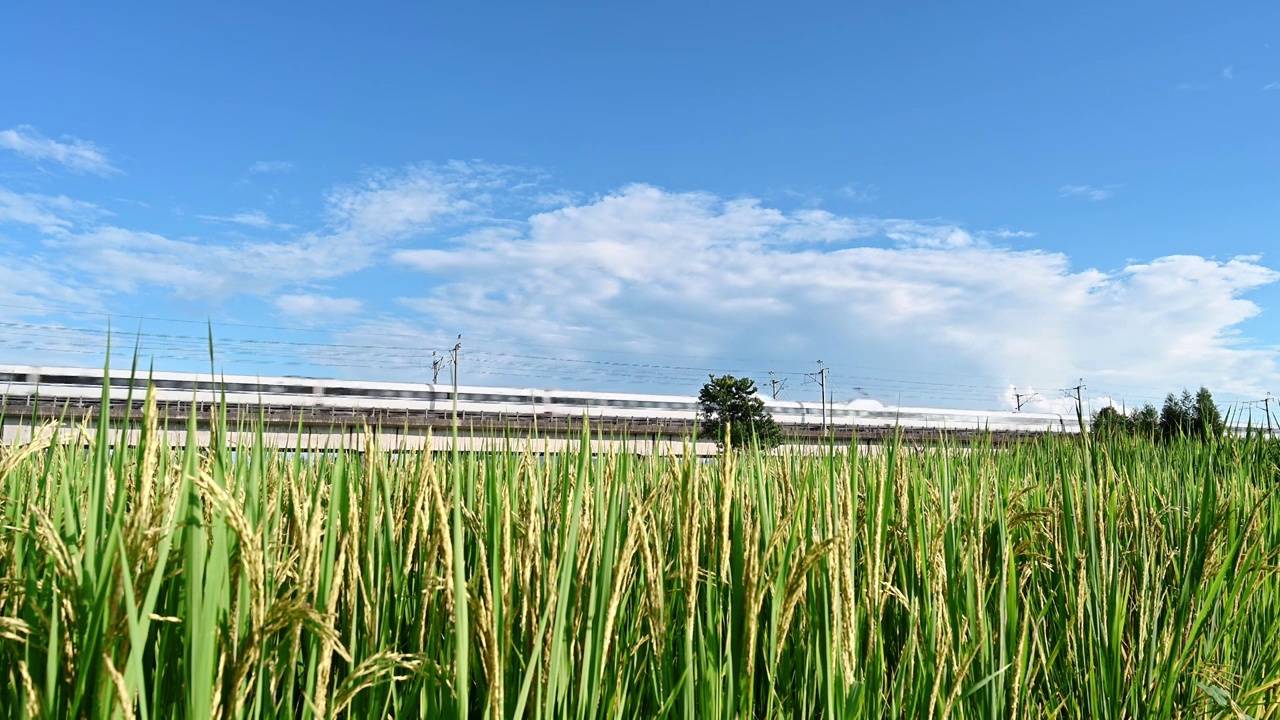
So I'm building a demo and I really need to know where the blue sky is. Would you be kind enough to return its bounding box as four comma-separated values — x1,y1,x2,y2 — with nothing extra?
2,2,1280,416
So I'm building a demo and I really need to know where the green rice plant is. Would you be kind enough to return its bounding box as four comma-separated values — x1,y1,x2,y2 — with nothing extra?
1,377,1279,718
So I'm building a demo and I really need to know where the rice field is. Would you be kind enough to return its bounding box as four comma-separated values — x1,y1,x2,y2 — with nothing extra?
2,386,1280,718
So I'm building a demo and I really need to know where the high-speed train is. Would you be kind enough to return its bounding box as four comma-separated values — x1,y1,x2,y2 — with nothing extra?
0,364,1078,434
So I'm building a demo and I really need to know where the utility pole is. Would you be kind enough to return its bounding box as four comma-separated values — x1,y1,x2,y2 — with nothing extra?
1013,387,1039,412
768,371,788,400
1063,379,1086,429
805,361,829,431
819,361,828,431
1267,393,1274,439
450,335,462,415
1250,393,1274,438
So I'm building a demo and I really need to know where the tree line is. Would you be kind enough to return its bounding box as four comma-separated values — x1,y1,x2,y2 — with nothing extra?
1090,387,1225,440
699,374,1240,449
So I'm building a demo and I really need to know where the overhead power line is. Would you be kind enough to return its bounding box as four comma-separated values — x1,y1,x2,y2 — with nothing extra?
0,311,1258,411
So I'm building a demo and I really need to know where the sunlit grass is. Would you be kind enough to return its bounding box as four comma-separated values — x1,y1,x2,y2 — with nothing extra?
1,382,1279,718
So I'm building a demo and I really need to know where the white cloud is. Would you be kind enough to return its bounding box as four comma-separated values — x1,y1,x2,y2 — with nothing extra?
879,219,976,248
1223,66,1234,80
5,162,1278,412
0,259,101,310
0,188,104,234
391,185,1280,406
197,210,294,231
46,226,370,299
275,294,363,317
323,162,513,240
14,162,517,303
1059,184,1116,201
985,229,1037,240
0,125,120,176
247,160,295,174
1264,82,1280,91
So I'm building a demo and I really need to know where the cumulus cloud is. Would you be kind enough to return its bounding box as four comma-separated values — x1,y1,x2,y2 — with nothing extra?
0,125,120,176
391,184,1280,407
5,161,1278,413
275,294,363,317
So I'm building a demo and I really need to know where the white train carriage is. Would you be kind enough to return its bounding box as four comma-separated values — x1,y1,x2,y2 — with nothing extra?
0,364,1076,433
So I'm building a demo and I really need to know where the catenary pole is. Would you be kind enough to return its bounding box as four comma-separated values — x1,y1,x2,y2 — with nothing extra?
817,360,828,432
1264,393,1274,439
450,336,462,416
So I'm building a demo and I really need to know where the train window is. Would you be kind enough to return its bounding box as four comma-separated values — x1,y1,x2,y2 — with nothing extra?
548,396,589,406
39,374,92,386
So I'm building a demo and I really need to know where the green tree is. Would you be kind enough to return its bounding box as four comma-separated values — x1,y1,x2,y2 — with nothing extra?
698,374,783,449
1131,403,1159,438
1159,390,1196,440
1158,387,1223,441
1194,386,1224,439
1090,406,1129,436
